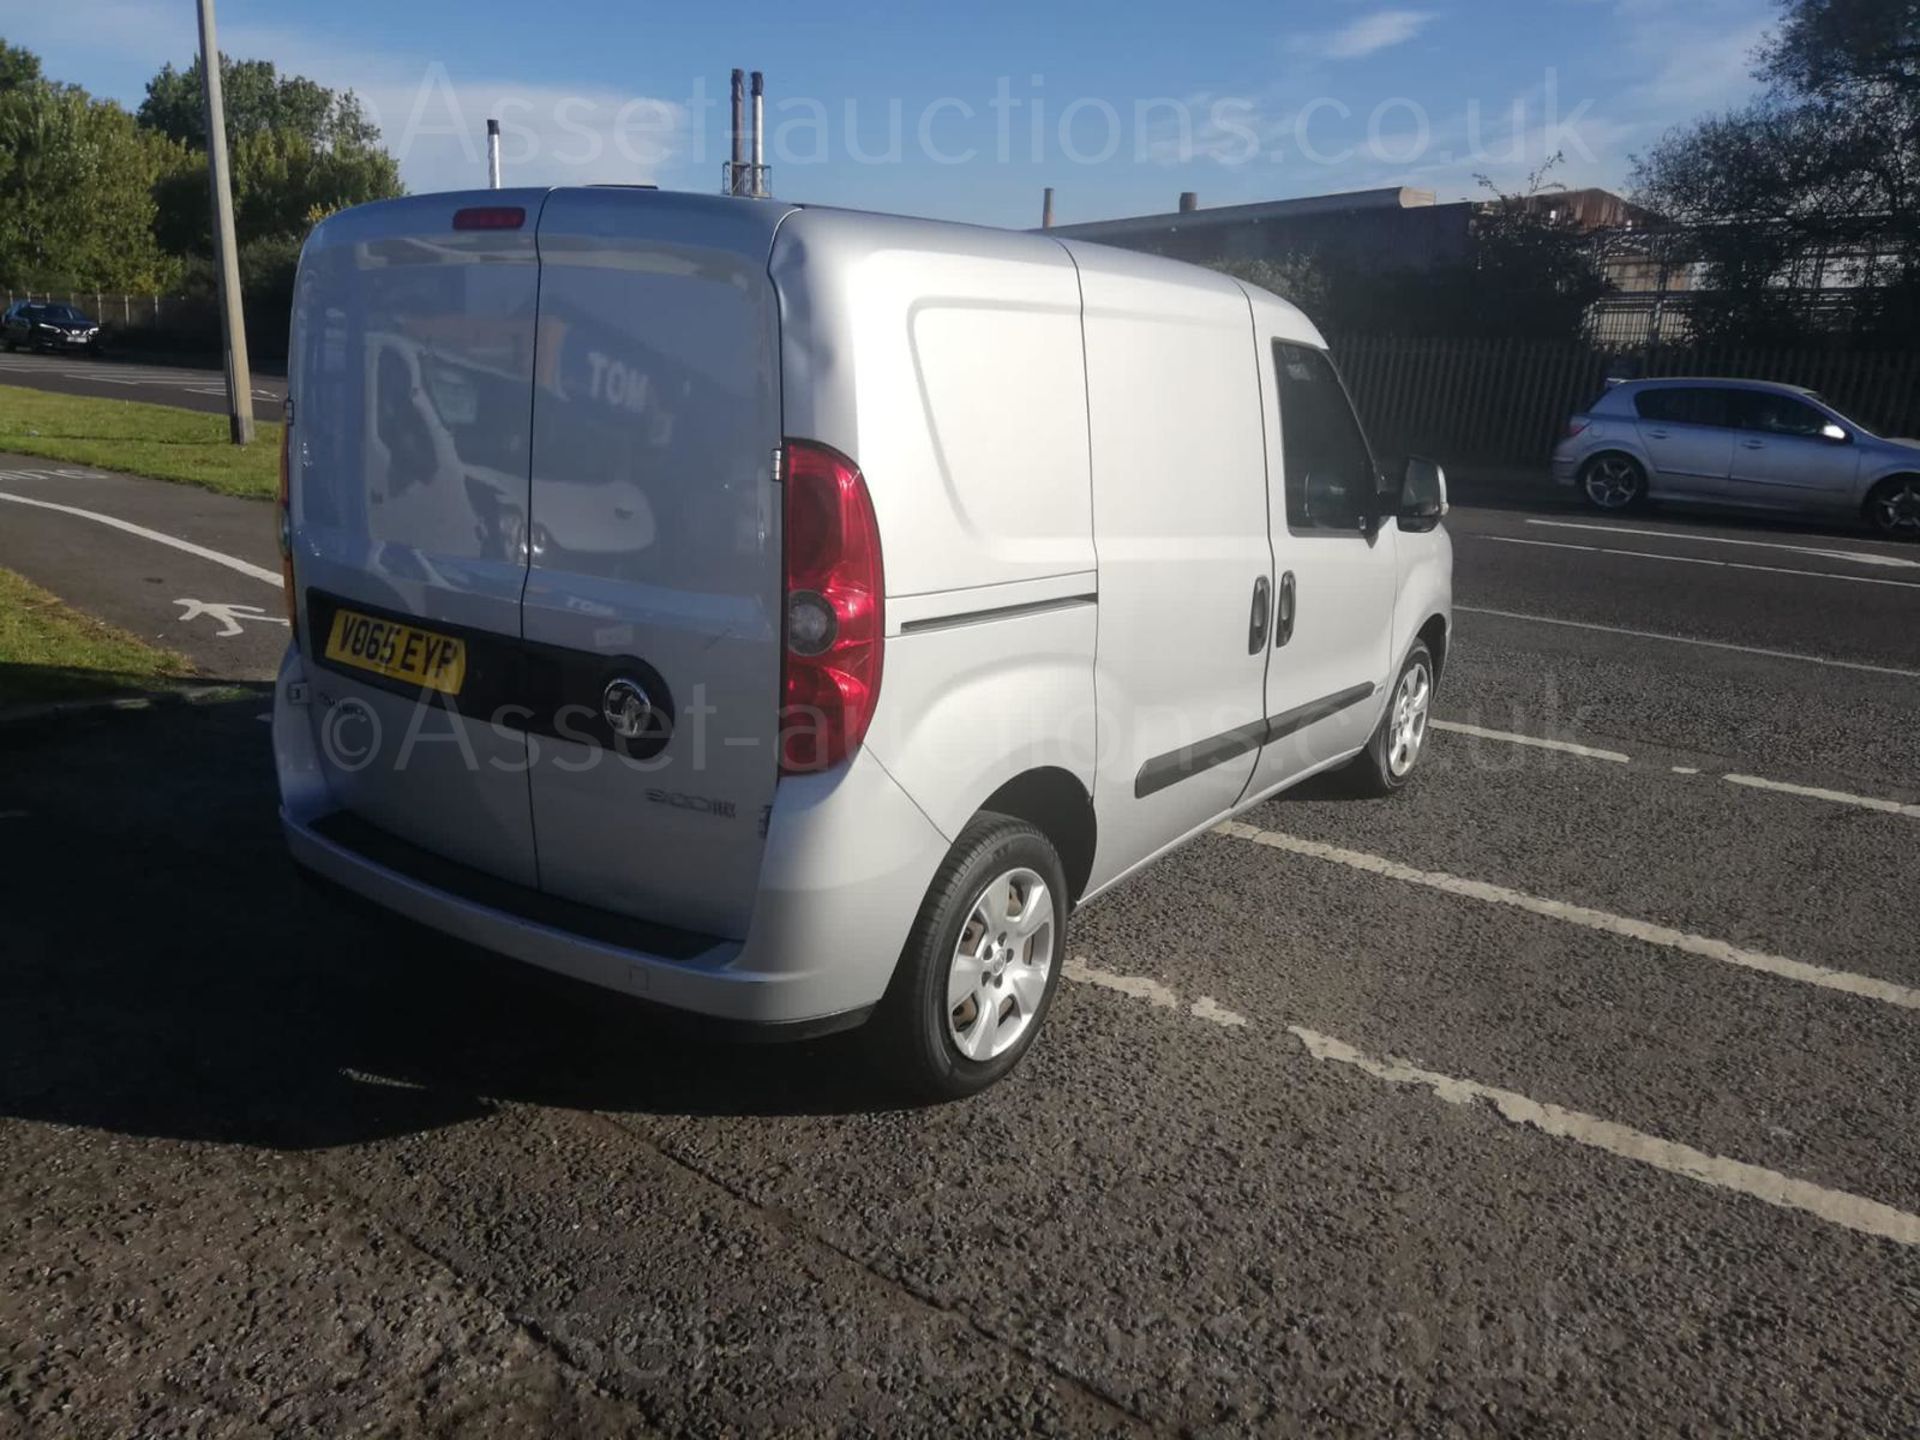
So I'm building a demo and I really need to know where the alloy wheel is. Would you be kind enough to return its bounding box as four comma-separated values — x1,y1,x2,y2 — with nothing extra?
946,867,1055,1062
1388,661,1432,779
1584,457,1642,510
1873,480,1920,538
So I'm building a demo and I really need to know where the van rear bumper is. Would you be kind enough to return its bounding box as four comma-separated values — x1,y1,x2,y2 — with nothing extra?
273,648,949,1034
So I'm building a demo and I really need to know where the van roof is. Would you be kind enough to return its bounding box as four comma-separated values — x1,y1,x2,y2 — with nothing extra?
318,186,1322,345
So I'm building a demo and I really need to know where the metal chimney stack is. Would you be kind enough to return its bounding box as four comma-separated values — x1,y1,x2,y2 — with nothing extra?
1179,191,1199,213
486,118,501,189
750,71,765,197
729,69,746,195
1042,187,1055,229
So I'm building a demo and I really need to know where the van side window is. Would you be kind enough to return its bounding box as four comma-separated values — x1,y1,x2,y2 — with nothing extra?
1274,342,1373,535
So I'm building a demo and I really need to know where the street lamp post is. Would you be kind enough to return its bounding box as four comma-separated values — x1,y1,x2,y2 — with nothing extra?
195,0,255,446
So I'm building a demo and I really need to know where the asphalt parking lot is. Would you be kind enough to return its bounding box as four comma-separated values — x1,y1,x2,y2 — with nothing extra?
3,473,1919,1436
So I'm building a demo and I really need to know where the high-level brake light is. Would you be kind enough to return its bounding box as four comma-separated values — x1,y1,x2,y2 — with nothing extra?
452,205,525,231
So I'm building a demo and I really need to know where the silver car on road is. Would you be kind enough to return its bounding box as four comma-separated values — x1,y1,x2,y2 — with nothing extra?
1553,378,1920,539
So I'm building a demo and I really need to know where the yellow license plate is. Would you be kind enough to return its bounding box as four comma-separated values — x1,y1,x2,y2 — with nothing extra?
324,609,467,695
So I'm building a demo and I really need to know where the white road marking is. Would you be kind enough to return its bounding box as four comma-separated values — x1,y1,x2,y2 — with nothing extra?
0,492,280,586
174,597,289,638
1214,821,1920,1012
1724,773,1920,820
1430,720,1630,763
1288,1026,1920,1248
1435,720,1920,818
1064,957,1179,1009
1456,606,1920,680
1524,518,1920,570
1191,996,1250,1028
1059,957,1920,1248
1475,534,1920,590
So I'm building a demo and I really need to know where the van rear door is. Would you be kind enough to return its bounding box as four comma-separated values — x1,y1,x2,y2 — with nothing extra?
520,190,795,939
290,190,547,886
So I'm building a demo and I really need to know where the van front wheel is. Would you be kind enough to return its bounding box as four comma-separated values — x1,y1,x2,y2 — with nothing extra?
873,813,1068,1100
1339,641,1435,798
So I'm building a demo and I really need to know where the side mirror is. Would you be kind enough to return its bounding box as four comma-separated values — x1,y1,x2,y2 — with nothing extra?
1820,422,1850,444
1398,457,1448,532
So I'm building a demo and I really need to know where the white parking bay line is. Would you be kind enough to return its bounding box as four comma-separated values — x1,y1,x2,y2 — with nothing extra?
1723,774,1920,820
1288,1026,1920,1248
1060,959,1920,1247
1064,958,1248,1027
1524,519,1920,571
1213,821,1920,1012
1429,720,1629,763
1455,606,1920,681
0,492,280,586
1475,534,1920,590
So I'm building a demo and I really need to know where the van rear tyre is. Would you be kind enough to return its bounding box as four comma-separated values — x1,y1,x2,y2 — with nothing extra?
870,812,1068,1101
1338,641,1435,798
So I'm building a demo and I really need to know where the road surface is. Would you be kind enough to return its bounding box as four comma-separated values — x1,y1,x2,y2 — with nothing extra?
2,474,1917,1436
0,349,285,417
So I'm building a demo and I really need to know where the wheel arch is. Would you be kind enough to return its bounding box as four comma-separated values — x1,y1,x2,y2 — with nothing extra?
1415,613,1449,686
1581,446,1647,476
976,767,1097,905
1862,470,1920,516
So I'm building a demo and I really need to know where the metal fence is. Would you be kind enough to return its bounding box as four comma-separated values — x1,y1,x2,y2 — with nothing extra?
1334,336,1920,467
0,289,212,332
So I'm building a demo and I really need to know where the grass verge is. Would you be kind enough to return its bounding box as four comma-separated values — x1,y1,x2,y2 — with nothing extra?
0,384,279,499
0,567,195,709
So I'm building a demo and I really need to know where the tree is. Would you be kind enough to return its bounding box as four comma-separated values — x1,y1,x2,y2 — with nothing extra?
0,75,185,292
0,38,43,93
140,53,402,259
137,54,380,152
1634,0,1920,345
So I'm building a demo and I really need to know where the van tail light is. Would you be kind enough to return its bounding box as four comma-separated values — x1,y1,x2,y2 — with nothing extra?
276,420,297,640
1566,416,1592,439
779,440,884,775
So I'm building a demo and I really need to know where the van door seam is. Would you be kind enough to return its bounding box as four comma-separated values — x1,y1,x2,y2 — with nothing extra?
1054,239,1102,823
520,187,558,890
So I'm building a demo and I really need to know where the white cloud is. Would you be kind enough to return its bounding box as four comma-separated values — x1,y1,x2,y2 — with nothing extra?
1305,9,1438,62
207,25,699,194
352,63,695,194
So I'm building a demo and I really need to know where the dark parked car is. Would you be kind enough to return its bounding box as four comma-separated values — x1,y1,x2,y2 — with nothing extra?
1,300,102,355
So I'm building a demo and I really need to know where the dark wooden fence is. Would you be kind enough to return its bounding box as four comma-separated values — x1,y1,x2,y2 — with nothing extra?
1334,338,1920,468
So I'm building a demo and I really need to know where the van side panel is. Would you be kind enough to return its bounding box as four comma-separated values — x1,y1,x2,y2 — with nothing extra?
288,189,549,886
770,211,1096,598
772,210,1098,841
1065,242,1276,895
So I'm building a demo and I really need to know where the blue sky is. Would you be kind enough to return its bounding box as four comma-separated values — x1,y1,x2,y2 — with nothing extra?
4,0,1779,226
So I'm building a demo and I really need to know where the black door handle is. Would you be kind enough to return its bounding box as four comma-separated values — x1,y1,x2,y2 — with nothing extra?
1276,571,1296,647
1248,575,1271,654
